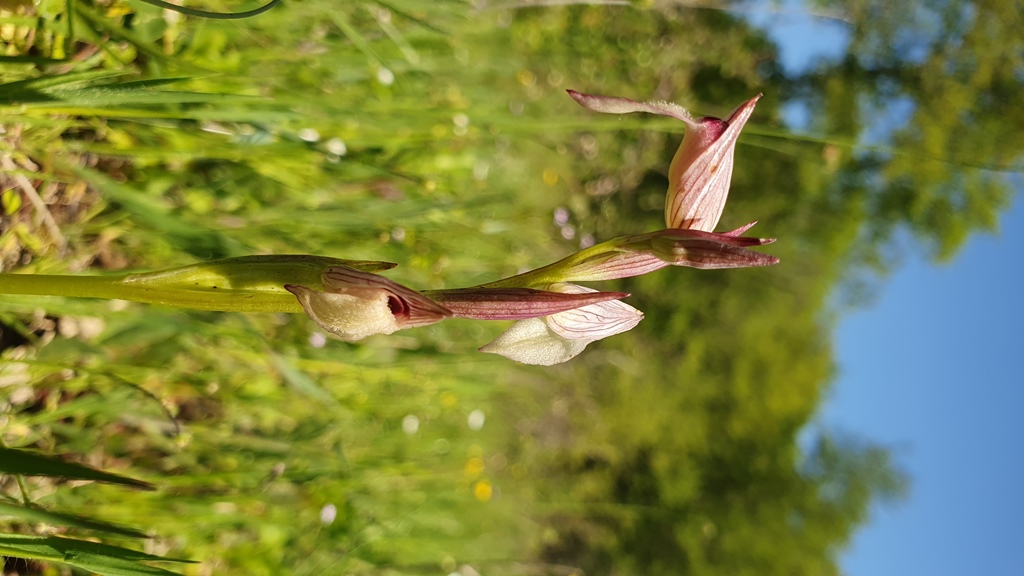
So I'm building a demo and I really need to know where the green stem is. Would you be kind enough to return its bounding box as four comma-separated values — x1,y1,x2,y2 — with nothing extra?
0,438,32,506
131,0,282,20
0,271,302,312
0,255,396,313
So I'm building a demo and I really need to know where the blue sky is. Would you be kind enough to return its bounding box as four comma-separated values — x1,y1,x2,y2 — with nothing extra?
828,188,1024,576
746,3,1024,575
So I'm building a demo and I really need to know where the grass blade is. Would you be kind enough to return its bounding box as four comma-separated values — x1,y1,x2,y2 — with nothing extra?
68,165,239,259
0,535,194,576
269,352,339,406
0,502,149,538
325,9,387,67
0,447,154,490
0,70,126,103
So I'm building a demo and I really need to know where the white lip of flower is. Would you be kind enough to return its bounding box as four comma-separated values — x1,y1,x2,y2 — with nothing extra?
285,266,451,342
286,285,404,341
479,283,643,366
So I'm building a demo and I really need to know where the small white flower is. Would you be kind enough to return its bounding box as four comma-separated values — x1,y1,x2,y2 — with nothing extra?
320,504,337,525
308,332,327,348
326,137,347,156
402,414,420,435
377,68,395,86
467,409,485,431
298,128,320,142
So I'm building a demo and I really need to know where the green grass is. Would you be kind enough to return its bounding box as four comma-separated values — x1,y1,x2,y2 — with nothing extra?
0,2,622,573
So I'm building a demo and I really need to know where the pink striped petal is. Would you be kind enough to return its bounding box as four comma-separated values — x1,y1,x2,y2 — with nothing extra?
665,94,761,231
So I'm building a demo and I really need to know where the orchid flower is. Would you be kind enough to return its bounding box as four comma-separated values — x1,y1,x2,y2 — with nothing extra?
286,266,630,343
286,266,452,341
554,90,776,278
469,90,772,365
567,89,760,232
479,283,643,366
470,228,775,365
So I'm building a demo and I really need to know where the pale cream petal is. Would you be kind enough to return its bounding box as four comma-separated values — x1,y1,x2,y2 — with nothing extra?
479,284,643,365
479,317,589,366
543,283,643,340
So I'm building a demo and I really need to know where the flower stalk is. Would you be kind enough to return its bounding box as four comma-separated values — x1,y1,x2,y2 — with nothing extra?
0,255,395,312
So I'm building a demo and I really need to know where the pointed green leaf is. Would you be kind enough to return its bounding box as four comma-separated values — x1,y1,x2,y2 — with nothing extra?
0,501,149,538
0,447,154,490
0,70,126,96
0,535,194,576
66,552,187,576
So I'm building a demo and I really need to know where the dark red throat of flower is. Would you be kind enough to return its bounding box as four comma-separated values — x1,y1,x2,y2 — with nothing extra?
321,265,453,328
387,295,404,316
699,117,728,141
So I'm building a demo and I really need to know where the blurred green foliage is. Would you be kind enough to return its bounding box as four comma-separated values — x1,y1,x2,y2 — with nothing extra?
1,0,1020,574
